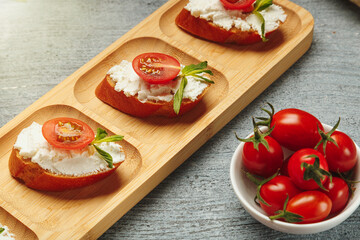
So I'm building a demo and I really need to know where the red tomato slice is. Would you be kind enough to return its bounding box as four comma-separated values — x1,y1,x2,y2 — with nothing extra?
42,118,95,150
132,53,181,84
220,0,256,12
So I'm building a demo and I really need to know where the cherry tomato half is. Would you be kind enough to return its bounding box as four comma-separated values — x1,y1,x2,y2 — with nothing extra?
220,0,256,12
287,149,329,190
270,108,324,151
42,118,95,150
132,53,181,84
242,135,284,178
321,177,349,214
317,130,358,172
286,191,332,224
259,175,301,215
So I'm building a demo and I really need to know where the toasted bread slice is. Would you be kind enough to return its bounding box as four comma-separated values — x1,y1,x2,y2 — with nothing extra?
9,148,123,191
95,75,209,118
175,8,279,45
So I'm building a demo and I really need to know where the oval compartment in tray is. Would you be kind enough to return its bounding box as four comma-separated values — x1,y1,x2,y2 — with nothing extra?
74,37,229,144
159,0,303,70
0,104,142,234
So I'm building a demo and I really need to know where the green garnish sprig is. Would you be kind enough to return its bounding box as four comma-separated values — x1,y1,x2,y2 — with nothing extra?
173,61,214,115
0,227,4,234
90,128,124,168
252,0,273,42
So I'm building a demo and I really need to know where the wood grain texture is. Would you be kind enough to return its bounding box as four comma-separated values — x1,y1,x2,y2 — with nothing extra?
0,0,359,239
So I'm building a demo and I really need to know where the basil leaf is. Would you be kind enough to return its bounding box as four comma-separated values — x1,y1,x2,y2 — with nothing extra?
93,144,113,168
93,135,124,143
253,11,268,42
182,61,208,74
95,128,108,141
254,0,272,12
0,228,4,234
191,74,215,84
173,76,188,115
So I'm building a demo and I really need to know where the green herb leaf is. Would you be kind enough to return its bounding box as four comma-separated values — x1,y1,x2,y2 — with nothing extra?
254,0,273,12
182,61,208,74
93,135,124,143
190,74,215,84
94,128,108,141
90,128,124,168
253,0,272,42
173,61,214,115
253,11,268,42
0,227,4,234
93,144,113,168
173,76,188,115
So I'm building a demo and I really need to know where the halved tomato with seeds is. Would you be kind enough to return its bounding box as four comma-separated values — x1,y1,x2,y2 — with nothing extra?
132,53,181,84
220,0,256,12
42,118,95,150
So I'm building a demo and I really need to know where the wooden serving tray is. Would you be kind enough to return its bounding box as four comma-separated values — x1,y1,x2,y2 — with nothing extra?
0,0,313,239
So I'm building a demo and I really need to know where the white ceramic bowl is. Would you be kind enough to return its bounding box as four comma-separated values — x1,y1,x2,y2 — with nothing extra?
230,124,360,234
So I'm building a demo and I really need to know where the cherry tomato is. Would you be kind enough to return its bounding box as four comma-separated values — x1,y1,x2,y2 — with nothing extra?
321,177,349,214
242,135,284,178
220,0,256,12
317,130,357,172
280,155,291,177
286,191,332,224
42,118,95,150
132,53,181,84
270,108,324,151
287,149,330,190
259,175,301,215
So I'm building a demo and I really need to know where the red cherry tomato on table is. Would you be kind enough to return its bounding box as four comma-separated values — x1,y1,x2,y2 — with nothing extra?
287,149,330,190
259,175,301,215
317,129,358,173
286,191,332,224
321,177,349,214
132,53,181,84
42,118,95,150
270,108,324,151
220,0,256,12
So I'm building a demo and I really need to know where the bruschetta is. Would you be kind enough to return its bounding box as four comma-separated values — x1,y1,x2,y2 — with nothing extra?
9,118,125,191
96,53,214,118
0,224,15,240
175,0,287,44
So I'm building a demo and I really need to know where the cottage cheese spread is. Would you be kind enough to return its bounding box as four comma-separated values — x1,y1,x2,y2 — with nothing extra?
184,0,287,35
107,60,209,103
0,224,15,240
13,122,125,176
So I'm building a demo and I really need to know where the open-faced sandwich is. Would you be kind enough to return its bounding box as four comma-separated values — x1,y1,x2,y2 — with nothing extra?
96,52,214,118
9,118,125,191
175,0,287,44
0,223,15,240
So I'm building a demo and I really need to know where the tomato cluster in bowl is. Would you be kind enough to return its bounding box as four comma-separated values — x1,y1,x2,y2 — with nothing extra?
237,104,358,224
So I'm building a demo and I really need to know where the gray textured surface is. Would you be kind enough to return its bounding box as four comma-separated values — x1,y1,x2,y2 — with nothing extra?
1,0,360,239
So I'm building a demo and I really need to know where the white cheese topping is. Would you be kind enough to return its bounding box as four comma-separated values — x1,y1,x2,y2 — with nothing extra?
184,0,287,35
13,122,125,176
0,223,15,240
107,60,209,103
